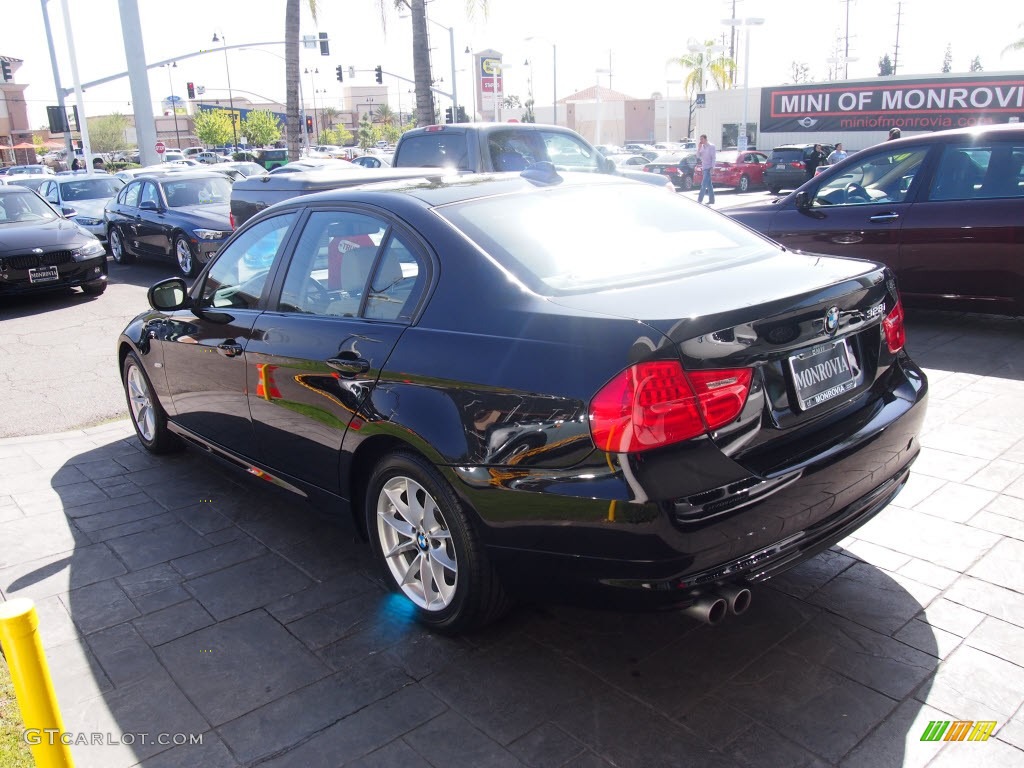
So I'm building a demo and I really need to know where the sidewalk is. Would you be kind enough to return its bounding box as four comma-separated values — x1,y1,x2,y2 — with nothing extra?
1,310,1023,768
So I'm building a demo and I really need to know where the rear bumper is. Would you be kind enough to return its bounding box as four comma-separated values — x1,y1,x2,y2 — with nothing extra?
458,359,927,607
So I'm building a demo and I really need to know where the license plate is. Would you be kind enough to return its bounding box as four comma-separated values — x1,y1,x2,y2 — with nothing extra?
788,338,859,410
28,266,59,283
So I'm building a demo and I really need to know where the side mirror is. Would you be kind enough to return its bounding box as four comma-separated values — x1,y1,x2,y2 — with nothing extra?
140,200,160,211
61,206,77,218
148,277,190,311
600,156,616,173
794,191,812,210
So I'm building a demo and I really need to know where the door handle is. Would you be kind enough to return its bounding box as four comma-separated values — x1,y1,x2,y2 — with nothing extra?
217,342,243,357
326,357,371,375
868,213,900,222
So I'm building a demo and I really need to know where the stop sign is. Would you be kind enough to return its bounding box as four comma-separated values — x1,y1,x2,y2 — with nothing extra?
155,141,166,154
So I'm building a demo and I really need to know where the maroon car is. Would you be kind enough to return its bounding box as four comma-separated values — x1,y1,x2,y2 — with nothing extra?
726,124,1024,315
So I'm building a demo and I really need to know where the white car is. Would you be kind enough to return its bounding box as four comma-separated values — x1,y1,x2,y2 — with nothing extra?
36,172,125,243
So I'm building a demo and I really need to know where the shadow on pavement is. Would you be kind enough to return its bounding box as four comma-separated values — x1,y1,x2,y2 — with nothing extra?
0,430,945,768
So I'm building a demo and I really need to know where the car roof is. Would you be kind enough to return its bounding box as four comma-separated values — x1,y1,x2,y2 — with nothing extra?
132,170,230,182
400,122,574,138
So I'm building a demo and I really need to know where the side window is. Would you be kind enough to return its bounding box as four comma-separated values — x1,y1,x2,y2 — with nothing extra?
364,233,427,323
198,213,296,309
140,182,160,207
43,181,57,203
929,142,1024,201
122,182,141,207
276,210,387,317
542,132,600,171
815,147,928,206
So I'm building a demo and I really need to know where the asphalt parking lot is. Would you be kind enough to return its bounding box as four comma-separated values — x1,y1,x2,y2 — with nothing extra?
2,251,1024,766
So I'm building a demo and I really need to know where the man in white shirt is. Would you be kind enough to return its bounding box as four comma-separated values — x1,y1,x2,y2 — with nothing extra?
696,134,716,205
827,143,848,164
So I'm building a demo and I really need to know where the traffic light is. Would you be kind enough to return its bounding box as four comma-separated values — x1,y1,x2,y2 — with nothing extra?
374,65,383,84
305,116,314,134
457,105,468,123
444,107,453,124
318,32,329,56
1,61,11,82
186,81,195,99
335,65,343,83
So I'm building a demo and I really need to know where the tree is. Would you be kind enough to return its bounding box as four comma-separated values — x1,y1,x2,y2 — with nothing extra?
375,104,396,127
357,112,378,149
789,62,812,84
669,42,734,98
969,56,983,72
319,105,340,133
501,94,522,109
379,1,488,127
240,110,282,148
522,97,536,123
1002,22,1024,56
942,44,952,73
319,126,353,146
878,53,894,76
193,109,233,147
88,114,130,153
285,0,319,162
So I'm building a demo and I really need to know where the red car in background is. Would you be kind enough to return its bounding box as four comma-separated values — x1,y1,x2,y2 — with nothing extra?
693,150,769,193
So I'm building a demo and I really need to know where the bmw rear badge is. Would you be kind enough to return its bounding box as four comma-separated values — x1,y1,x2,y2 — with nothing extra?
824,306,840,335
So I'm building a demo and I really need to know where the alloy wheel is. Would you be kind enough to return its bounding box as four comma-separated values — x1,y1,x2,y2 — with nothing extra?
126,363,156,442
376,475,458,611
175,237,194,276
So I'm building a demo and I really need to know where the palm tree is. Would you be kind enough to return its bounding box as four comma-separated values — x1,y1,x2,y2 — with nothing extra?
381,1,488,127
285,0,318,161
669,42,734,97
1003,23,1024,56
375,104,396,127
319,105,339,134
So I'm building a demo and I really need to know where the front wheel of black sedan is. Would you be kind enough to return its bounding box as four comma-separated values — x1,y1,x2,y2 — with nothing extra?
682,175,694,191
122,351,181,454
109,227,134,264
174,234,197,277
366,451,509,633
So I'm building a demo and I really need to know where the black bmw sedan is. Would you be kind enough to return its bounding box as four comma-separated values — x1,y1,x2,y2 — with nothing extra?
0,185,108,296
117,169,927,633
104,171,233,277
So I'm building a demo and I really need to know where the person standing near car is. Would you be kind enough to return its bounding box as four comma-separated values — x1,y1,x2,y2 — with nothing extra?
827,143,848,164
806,144,828,180
696,134,716,205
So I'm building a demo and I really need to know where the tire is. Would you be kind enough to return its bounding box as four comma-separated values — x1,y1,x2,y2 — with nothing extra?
737,174,751,193
174,234,197,277
81,280,106,296
121,351,181,454
108,227,134,264
768,186,781,195
682,175,694,191
366,451,509,633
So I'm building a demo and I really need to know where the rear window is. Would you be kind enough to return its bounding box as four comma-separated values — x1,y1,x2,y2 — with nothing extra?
436,183,773,294
769,149,805,163
395,133,469,169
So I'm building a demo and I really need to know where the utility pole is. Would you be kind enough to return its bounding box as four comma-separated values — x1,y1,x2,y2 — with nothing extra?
842,0,854,79
893,0,904,75
726,0,738,86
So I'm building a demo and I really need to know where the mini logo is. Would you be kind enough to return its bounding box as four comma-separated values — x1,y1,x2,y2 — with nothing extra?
824,306,840,335
32,248,43,254
797,117,818,128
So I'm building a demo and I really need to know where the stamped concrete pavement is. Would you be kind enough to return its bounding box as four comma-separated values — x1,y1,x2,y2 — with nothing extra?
1,309,1023,768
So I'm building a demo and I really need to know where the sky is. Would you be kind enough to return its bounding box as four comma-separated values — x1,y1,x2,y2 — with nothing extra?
2,0,1023,130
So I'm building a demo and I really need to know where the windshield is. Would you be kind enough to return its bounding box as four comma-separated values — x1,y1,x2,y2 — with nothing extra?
0,189,59,224
160,177,232,207
59,178,124,201
437,183,774,294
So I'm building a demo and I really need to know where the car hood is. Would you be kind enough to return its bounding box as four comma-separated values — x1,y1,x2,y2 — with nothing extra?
615,169,674,188
68,198,111,218
0,217,91,254
166,203,231,228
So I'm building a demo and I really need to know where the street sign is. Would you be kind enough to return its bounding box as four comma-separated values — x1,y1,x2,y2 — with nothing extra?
695,93,706,108
155,141,166,154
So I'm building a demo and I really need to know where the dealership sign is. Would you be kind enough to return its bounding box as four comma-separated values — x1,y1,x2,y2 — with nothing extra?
760,75,1024,132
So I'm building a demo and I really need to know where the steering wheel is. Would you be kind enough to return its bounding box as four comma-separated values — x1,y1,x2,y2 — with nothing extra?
304,278,331,312
845,182,870,203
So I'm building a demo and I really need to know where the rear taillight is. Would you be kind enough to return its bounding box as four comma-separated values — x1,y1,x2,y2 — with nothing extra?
664,166,679,174
882,299,906,353
589,361,753,453
791,161,805,169
229,211,236,229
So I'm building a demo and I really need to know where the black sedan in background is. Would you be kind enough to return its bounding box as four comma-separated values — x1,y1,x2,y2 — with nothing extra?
118,170,927,633
642,153,699,190
0,186,107,296
104,171,233,277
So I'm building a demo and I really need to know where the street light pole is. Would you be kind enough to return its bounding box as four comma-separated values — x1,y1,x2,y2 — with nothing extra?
594,68,610,145
722,18,763,151
305,67,319,141
213,32,238,148
525,37,557,125
164,62,182,149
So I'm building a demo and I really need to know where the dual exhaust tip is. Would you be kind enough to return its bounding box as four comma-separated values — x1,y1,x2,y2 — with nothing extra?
682,585,752,625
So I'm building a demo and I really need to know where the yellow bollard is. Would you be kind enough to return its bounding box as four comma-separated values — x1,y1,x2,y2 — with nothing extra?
0,597,75,768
